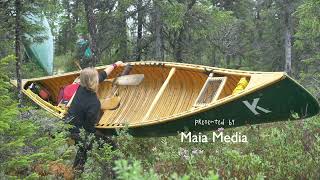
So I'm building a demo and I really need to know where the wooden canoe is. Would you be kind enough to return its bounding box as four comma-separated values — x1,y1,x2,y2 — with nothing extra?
13,61,319,136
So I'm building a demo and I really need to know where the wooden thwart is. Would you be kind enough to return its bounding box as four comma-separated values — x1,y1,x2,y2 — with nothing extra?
142,68,176,122
194,73,227,107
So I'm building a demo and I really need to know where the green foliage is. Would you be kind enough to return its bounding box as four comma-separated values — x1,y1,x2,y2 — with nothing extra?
113,158,220,180
295,0,320,46
21,60,47,78
80,136,121,179
295,0,320,57
114,159,159,180
54,52,79,73
295,0,320,97
0,0,61,44
0,55,71,178
161,1,186,30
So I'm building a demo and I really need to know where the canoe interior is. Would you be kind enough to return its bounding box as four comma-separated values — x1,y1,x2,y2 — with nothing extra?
22,64,250,127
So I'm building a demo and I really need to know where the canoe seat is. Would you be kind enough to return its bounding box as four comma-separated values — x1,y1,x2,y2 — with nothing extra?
193,73,227,107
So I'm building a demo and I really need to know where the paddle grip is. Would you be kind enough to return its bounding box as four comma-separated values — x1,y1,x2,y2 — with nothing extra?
120,64,133,76
111,64,133,88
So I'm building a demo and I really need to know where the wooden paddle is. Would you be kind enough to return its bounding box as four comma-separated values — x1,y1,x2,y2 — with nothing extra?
104,74,144,86
101,64,133,110
74,61,82,70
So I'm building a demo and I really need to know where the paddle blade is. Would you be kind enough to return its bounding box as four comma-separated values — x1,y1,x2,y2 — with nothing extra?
101,96,121,110
114,74,144,86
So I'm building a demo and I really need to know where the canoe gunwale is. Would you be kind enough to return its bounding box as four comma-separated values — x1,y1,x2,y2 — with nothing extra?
99,71,285,129
20,61,281,84
22,88,65,118
96,62,286,129
15,61,294,129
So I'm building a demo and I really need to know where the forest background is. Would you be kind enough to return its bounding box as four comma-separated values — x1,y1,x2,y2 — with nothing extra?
0,0,319,179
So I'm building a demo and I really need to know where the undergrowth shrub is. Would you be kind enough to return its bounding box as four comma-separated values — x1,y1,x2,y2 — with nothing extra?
81,136,121,179
113,159,159,180
0,55,72,179
110,116,320,179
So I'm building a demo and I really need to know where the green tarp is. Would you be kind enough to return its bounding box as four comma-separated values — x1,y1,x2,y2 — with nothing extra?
24,14,54,75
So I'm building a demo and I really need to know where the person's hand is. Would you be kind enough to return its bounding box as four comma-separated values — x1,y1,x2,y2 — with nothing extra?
104,61,126,76
115,61,126,67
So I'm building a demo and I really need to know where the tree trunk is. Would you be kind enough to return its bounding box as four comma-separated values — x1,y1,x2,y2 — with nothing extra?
84,0,99,65
64,0,71,53
284,0,292,75
254,0,262,47
15,0,22,107
136,0,143,61
154,0,164,61
0,33,8,57
238,56,242,68
212,49,216,66
226,54,231,68
173,0,196,62
175,30,183,62
118,0,128,61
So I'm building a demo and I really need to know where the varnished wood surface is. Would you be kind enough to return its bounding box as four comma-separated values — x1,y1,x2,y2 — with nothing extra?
16,61,285,129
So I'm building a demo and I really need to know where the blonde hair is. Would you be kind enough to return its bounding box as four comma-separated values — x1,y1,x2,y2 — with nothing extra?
80,67,99,92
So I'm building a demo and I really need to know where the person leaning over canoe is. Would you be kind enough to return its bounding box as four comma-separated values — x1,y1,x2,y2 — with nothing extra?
65,61,125,171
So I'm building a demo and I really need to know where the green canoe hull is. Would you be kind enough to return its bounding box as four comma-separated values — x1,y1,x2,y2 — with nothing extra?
99,75,319,137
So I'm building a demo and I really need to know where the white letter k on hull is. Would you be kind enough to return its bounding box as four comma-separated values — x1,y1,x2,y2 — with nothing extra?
242,98,271,115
